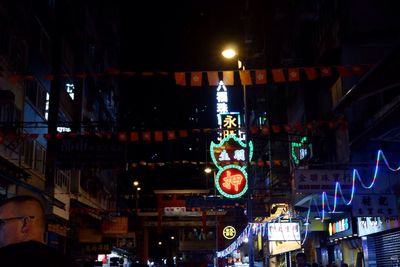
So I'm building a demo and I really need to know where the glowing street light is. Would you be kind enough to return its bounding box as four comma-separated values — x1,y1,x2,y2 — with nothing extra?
221,46,254,267
221,48,237,59
204,166,212,174
133,180,139,187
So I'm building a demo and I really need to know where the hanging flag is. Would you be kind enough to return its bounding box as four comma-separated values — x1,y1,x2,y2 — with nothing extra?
130,132,139,142
142,131,152,141
106,67,121,75
191,72,202,86
272,125,281,133
239,70,252,85
336,66,350,77
24,75,36,81
271,69,286,83
351,65,364,76
44,74,54,81
141,72,154,76
167,131,176,140
179,130,188,138
223,71,234,85
175,72,186,86
303,67,317,80
75,72,87,79
261,126,270,135
8,74,21,84
121,71,136,76
320,67,332,77
288,68,300,82
255,69,267,84
207,71,219,86
154,131,163,142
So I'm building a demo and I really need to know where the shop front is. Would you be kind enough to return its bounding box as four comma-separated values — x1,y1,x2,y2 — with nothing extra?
326,216,361,267
358,217,400,267
266,222,301,267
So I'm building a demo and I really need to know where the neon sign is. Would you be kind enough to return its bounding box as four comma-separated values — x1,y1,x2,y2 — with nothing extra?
223,226,237,240
215,165,248,198
210,134,253,168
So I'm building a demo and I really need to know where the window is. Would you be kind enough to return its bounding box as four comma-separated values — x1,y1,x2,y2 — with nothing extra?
22,139,34,168
34,143,46,174
25,80,47,117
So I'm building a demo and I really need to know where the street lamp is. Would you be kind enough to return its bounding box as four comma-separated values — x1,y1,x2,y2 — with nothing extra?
221,47,254,267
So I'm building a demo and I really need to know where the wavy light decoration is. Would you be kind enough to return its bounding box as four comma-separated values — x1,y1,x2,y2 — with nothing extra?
217,150,400,258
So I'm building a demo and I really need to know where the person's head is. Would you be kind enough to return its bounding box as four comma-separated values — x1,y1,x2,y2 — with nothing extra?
0,195,46,247
296,252,307,267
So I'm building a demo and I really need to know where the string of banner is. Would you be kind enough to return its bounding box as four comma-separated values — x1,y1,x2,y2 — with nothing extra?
217,149,400,258
1,64,373,86
0,118,346,142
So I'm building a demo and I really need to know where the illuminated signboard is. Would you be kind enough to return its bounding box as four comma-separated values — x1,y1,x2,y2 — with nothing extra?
222,225,237,240
291,136,312,166
216,165,248,198
210,135,253,168
267,222,301,241
328,217,354,239
215,81,245,141
216,81,229,141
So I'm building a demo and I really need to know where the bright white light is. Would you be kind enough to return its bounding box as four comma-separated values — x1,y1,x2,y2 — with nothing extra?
137,187,141,191
65,83,75,100
222,49,237,59
243,237,249,243
133,180,139,187
158,241,162,245
204,167,212,174
171,236,175,240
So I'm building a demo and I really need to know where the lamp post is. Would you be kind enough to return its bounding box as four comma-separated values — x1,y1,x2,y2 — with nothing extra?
221,48,254,267
132,180,140,225
205,166,219,267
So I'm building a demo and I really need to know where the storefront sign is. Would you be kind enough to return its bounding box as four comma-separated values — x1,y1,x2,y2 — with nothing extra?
294,169,353,193
351,194,398,217
328,217,354,239
267,222,300,241
101,216,128,235
357,217,400,236
215,165,248,198
164,207,201,216
220,112,243,139
222,225,236,240
268,241,301,256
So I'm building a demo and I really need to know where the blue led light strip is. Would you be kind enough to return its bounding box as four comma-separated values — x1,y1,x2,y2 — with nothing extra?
217,150,400,258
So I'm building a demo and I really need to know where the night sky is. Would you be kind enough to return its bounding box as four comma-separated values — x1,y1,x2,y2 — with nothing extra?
116,1,252,193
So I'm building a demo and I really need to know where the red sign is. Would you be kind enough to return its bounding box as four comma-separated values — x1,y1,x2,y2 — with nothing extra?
217,167,247,197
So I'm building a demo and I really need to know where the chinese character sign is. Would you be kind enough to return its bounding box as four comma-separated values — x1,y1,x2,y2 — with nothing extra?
219,113,242,139
222,226,237,240
267,222,300,241
351,194,398,217
210,134,253,198
210,135,253,168
216,165,248,198
294,169,353,193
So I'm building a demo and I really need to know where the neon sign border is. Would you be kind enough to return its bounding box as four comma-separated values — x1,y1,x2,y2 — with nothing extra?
215,164,248,198
210,134,254,169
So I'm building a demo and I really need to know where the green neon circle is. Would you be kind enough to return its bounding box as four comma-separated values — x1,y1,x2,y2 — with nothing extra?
215,164,248,198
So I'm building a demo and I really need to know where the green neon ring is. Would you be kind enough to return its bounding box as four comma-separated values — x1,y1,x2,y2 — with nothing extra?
215,164,248,198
